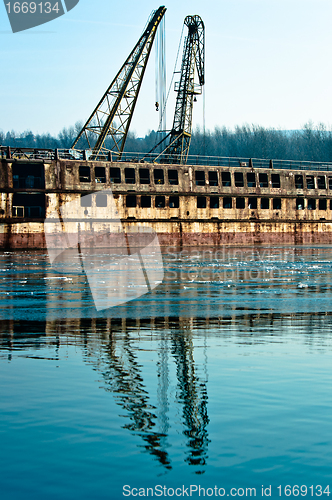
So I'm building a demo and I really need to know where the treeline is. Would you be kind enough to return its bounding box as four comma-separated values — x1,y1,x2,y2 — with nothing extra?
2,122,332,162
190,123,332,162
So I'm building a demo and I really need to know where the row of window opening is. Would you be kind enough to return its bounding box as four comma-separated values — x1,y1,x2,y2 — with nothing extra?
196,172,332,190
81,194,332,211
79,166,179,185
195,171,280,188
80,193,180,209
79,166,332,191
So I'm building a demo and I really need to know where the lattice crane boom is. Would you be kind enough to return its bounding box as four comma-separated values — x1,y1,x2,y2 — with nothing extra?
72,6,166,159
164,15,205,165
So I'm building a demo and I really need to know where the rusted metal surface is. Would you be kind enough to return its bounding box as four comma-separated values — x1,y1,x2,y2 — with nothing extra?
2,147,332,171
2,157,332,248
2,224,332,249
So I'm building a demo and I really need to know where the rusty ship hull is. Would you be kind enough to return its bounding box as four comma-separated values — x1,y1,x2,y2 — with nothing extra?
2,148,332,249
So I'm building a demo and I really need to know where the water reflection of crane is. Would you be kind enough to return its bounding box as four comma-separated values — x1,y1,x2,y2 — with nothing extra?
99,328,172,469
0,315,210,471
86,317,209,472
170,329,209,471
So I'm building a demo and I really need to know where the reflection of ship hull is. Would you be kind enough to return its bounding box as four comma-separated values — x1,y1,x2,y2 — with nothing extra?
2,149,332,248
0,315,210,473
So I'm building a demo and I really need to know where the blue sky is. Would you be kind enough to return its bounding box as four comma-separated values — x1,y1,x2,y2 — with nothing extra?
1,0,332,138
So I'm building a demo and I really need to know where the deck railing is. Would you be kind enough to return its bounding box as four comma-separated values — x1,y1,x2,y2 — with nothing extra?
2,146,332,172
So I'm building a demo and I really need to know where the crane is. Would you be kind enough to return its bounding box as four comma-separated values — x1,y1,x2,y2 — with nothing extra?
157,15,205,165
71,6,166,160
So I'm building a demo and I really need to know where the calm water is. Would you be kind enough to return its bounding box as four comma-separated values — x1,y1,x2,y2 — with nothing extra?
1,246,332,499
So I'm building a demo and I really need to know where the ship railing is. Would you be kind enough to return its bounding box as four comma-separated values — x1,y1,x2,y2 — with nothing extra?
109,151,332,172
0,146,56,160
2,146,332,172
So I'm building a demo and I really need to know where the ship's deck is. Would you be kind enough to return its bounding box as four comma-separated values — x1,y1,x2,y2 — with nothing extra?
1,146,332,172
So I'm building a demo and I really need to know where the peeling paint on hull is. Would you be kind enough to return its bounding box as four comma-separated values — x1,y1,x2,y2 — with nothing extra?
2,220,332,249
2,156,332,249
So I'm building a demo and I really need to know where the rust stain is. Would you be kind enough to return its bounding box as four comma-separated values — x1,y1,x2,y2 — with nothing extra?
2,157,332,248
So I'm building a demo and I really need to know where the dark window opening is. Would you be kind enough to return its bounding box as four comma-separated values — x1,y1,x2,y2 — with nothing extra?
141,196,151,208
271,174,280,188
126,195,136,208
210,196,219,209
259,173,269,188
110,167,121,183
96,194,107,207
223,197,232,209
296,198,304,210
139,168,150,184
329,177,332,190
81,194,92,207
222,172,231,187
12,163,45,189
208,171,218,186
234,172,244,187
169,196,179,208
197,196,206,209
168,169,178,185
156,196,165,208
12,193,45,218
195,171,205,186
317,176,326,189
79,166,91,183
273,198,281,210
295,175,304,189
319,199,327,210
248,197,257,209
95,167,106,183
236,197,245,209
12,175,19,189
154,169,164,185
125,168,135,184
306,176,315,189
261,198,270,209
12,206,24,217
307,198,316,210
247,173,256,187
330,200,332,210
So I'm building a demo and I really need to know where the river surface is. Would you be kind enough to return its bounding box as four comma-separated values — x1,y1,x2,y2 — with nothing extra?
1,246,332,499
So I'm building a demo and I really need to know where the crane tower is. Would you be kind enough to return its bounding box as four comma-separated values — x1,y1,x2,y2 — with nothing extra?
164,15,205,164
71,7,205,166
